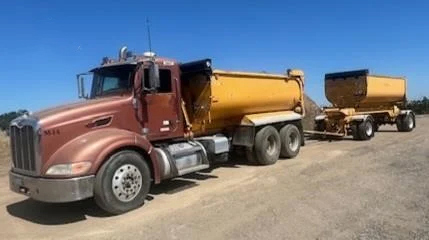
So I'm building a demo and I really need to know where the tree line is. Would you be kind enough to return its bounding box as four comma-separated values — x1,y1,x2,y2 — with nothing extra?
407,96,429,115
0,110,29,131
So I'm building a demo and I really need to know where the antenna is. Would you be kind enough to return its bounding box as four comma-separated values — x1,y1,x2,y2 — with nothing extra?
146,18,152,53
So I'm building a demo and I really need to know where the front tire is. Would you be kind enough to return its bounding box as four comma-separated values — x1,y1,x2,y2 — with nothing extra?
357,118,374,141
94,150,151,215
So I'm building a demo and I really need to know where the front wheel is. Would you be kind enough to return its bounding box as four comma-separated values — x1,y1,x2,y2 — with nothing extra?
357,118,375,141
94,150,151,215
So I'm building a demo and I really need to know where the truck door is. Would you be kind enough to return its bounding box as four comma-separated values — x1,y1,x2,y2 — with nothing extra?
142,68,182,140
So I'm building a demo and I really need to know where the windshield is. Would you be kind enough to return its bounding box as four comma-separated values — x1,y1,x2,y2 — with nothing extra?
90,65,136,98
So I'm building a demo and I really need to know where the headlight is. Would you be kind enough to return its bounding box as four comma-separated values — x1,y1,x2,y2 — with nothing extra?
45,162,92,176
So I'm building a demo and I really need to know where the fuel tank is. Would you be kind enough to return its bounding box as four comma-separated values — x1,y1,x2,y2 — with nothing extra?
325,69,406,108
182,69,305,135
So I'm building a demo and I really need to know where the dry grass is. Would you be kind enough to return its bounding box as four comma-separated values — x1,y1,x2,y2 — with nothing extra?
0,132,10,161
0,132,10,175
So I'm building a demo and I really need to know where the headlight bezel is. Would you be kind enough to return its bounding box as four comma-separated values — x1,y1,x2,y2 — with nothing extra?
45,162,92,176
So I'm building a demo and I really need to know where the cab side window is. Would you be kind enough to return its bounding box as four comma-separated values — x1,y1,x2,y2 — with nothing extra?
144,69,172,93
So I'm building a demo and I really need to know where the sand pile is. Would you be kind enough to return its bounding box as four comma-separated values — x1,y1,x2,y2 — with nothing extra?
302,94,322,130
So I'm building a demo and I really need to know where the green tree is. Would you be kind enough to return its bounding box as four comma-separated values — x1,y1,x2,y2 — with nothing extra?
0,109,29,131
407,97,429,115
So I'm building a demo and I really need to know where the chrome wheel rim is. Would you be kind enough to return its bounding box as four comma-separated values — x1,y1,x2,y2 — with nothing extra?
365,122,373,136
408,117,414,129
289,132,299,152
112,164,142,202
266,135,277,155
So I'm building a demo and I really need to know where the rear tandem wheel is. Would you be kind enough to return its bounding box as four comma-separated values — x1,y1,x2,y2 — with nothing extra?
246,125,281,165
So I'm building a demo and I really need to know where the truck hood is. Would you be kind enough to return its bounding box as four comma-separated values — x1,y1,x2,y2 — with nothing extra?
33,96,131,129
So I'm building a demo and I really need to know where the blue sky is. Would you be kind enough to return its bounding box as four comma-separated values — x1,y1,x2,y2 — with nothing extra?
0,0,428,113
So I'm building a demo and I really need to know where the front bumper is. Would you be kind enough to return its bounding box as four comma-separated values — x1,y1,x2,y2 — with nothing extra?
9,171,95,203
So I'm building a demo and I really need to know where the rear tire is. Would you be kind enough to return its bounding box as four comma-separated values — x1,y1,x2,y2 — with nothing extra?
357,118,374,141
279,124,301,158
253,126,281,165
245,147,258,164
94,150,151,215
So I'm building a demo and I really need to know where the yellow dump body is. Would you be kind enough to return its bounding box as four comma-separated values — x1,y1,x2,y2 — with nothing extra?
325,69,406,109
182,70,304,135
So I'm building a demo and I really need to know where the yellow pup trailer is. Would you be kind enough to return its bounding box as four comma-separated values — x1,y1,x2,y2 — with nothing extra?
312,69,415,140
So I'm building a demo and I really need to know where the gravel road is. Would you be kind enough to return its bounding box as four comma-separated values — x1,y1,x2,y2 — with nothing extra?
0,116,428,240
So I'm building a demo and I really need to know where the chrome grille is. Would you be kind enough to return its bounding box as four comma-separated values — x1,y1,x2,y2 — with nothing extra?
9,117,40,175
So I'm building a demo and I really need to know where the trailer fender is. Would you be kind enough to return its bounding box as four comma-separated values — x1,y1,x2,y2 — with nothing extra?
44,128,161,183
233,111,303,147
240,111,302,126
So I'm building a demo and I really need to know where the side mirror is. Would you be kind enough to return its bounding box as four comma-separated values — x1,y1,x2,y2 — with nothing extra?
149,61,160,89
77,74,89,99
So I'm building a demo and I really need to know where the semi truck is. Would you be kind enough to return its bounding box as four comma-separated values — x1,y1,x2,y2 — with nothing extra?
309,69,415,140
9,47,305,214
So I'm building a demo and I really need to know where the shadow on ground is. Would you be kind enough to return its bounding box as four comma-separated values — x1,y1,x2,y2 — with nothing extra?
377,130,399,133
6,198,108,225
5,165,242,225
148,172,219,195
305,135,355,142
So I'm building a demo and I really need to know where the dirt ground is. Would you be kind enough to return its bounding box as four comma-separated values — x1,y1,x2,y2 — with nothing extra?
0,116,428,240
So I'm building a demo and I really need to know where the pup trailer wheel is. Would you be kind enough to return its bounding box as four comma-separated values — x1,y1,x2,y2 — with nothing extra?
397,113,415,132
358,118,375,140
